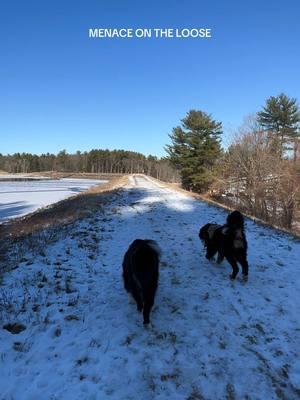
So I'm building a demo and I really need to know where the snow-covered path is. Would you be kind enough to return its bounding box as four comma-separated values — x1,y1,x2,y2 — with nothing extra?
1,175,300,400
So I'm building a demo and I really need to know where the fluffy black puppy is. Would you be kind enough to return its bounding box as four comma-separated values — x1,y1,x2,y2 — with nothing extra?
199,211,249,280
122,239,160,325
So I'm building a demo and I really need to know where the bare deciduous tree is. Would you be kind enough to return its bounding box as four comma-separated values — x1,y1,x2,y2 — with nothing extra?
213,118,300,232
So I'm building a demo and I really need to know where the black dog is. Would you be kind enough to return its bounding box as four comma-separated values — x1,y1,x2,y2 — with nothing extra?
122,239,160,324
199,211,249,280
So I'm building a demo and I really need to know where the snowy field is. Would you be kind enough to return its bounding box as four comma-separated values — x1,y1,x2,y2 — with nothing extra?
0,178,107,222
0,175,299,399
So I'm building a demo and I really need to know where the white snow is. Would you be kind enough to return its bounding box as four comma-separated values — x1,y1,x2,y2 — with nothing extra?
0,178,107,223
0,175,299,399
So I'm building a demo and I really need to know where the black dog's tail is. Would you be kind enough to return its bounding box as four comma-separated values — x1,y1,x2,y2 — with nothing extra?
226,210,244,229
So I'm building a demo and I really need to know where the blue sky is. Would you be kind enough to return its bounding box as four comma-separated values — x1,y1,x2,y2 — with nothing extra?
1,0,300,157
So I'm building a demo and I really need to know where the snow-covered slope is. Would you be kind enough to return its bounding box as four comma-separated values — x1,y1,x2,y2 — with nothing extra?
0,175,299,399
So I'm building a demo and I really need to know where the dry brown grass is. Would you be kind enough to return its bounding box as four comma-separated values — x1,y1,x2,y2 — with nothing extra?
0,175,128,241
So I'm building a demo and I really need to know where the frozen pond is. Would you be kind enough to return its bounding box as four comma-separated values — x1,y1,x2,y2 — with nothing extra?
0,178,107,222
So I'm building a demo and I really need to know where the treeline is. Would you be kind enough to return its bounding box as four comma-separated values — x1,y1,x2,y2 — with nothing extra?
166,93,300,233
0,149,179,183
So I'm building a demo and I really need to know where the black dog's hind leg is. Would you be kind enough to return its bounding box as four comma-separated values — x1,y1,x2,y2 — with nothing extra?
143,289,156,325
226,255,239,280
237,254,249,278
217,248,225,264
130,284,143,312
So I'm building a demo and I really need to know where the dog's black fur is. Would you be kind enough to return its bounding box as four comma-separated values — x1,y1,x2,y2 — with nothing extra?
199,211,249,280
122,239,160,324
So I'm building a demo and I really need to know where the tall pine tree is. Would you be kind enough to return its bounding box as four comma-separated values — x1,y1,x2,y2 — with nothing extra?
257,93,300,159
165,110,222,192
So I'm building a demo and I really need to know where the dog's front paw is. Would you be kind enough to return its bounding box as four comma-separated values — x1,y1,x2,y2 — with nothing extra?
242,274,248,283
229,274,236,280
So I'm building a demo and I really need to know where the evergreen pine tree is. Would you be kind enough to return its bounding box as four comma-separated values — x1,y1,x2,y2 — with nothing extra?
257,93,300,158
165,110,223,192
